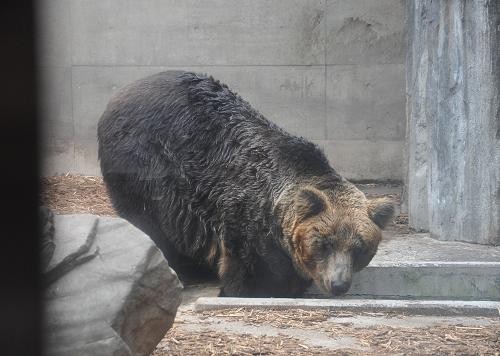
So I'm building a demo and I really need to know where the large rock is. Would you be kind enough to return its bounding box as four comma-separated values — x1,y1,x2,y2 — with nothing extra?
43,214,183,356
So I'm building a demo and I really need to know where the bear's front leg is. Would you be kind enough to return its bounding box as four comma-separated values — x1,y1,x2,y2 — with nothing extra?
217,247,311,297
217,254,258,297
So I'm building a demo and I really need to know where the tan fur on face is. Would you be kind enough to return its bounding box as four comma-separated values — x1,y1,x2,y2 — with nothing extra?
329,182,383,251
284,182,383,281
291,206,334,273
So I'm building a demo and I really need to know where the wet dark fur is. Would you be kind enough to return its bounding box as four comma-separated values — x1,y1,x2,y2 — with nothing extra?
98,71,391,297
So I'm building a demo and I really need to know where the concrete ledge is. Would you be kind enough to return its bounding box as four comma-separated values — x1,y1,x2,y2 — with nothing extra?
194,297,500,317
308,264,500,301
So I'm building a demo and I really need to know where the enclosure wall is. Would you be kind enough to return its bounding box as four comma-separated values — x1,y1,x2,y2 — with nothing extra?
38,0,406,181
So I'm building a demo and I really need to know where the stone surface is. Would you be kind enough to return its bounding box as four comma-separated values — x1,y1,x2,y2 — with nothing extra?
367,232,500,264
404,0,433,231
43,214,183,356
316,139,404,181
39,66,75,175
326,0,406,65
38,0,406,180
326,64,405,141
37,0,74,176
406,0,500,244
194,297,500,317
70,0,326,66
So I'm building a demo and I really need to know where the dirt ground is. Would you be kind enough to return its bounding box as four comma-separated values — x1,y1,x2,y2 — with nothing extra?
153,307,500,355
40,175,499,355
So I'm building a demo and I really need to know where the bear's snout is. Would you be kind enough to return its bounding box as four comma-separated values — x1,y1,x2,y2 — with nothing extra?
322,252,353,296
330,280,352,296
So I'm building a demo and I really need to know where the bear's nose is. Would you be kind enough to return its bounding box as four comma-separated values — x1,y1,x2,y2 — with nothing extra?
330,280,351,296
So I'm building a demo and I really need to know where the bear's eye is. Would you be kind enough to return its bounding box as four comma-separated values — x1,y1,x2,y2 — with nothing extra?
310,238,331,257
351,237,375,271
353,246,375,271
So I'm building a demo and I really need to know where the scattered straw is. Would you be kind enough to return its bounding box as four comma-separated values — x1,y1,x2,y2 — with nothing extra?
152,326,334,356
39,174,116,216
154,308,500,355
198,307,332,329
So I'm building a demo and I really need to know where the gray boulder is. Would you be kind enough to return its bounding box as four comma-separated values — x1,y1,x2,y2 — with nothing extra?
43,214,183,356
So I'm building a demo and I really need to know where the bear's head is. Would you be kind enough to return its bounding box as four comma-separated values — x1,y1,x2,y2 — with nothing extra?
281,181,394,296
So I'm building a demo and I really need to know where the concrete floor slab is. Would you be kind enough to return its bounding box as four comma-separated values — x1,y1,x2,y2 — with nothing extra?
373,232,500,264
178,314,366,351
330,314,497,328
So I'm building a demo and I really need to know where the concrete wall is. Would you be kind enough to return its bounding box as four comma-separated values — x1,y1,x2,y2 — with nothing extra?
406,0,499,245
38,0,406,180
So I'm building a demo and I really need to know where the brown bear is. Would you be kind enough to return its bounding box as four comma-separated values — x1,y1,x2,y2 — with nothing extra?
98,71,394,297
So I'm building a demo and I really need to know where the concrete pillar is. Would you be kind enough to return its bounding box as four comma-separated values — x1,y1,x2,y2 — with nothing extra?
406,0,499,245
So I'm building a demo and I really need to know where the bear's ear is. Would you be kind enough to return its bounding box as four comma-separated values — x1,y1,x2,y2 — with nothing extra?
294,188,326,221
368,198,395,229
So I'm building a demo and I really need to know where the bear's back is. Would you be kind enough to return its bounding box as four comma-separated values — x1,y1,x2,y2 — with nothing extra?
98,71,332,182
